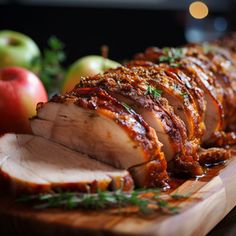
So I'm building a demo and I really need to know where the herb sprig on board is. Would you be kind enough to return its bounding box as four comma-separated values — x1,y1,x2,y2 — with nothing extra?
17,189,188,215
40,36,66,94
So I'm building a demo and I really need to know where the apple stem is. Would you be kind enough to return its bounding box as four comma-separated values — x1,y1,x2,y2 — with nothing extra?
101,45,109,59
7,37,21,46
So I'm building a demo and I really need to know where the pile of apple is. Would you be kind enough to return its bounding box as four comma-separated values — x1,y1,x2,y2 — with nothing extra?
0,30,119,134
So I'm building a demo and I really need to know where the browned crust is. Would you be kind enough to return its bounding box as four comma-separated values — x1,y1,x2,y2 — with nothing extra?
129,152,169,188
162,64,206,118
78,65,204,177
171,154,204,176
185,43,236,131
134,47,224,141
205,131,236,148
79,66,187,158
198,147,231,166
126,63,202,141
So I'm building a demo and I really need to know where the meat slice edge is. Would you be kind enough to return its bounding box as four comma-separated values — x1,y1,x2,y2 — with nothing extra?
0,133,134,194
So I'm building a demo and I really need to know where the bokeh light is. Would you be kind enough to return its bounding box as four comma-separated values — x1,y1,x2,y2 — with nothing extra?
189,1,209,19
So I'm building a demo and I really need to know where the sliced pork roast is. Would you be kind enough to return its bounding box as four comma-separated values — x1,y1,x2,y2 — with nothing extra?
79,66,186,163
186,43,236,132
78,65,204,176
28,36,235,191
31,87,169,188
0,134,134,194
135,47,225,144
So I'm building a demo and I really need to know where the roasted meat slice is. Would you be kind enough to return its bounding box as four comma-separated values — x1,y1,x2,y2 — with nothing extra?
31,87,168,187
159,63,206,129
180,56,224,143
185,43,236,131
0,134,134,194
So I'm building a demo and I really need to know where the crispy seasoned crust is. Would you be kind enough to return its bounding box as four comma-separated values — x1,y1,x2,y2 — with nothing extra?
134,46,224,143
184,43,236,131
129,155,169,188
125,62,203,140
78,65,204,176
79,66,187,158
198,147,231,166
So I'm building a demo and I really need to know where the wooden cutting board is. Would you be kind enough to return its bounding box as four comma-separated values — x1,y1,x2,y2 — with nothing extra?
0,156,236,236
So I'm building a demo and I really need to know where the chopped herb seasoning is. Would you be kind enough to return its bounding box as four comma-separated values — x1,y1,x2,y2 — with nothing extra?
202,43,214,54
146,85,162,98
180,92,189,99
173,84,182,93
159,48,183,64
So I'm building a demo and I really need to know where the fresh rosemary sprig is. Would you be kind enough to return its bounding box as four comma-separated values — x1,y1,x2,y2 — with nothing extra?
40,36,66,94
145,85,162,98
159,47,183,65
171,192,190,200
17,189,188,215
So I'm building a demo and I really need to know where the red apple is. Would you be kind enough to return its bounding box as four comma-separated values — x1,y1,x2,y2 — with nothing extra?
0,67,48,134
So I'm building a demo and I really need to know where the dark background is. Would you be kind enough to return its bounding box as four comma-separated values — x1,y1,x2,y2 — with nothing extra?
0,5,186,63
0,1,236,235
0,0,235,64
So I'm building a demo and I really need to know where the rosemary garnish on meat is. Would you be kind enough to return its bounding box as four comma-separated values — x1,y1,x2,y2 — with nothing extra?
145,85,163,98
159,47,183,65
17,189,188,215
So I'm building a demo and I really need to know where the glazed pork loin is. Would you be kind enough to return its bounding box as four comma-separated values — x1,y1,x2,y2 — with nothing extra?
29,34,236,189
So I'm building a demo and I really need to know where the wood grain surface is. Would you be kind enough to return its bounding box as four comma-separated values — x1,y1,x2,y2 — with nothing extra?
0,156,236,236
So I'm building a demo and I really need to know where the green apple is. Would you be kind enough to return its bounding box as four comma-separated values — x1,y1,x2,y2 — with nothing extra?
61,55,120,94
0,30,41,73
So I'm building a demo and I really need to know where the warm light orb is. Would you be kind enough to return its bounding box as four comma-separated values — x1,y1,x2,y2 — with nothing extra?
189,1,209,19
